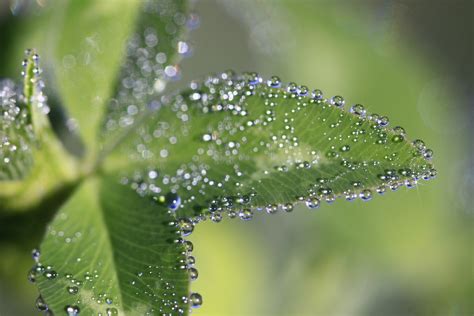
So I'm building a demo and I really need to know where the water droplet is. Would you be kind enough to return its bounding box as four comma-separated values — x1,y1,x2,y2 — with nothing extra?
31,248,40,262
65,305,80,316
282,203,293,212
330,95,345,107
359,189,372,201
340,145,350,152
178,218,194,236
267,76,281,88
238,209,253,221
189,292,203,308
35,295,48,311
306,197,320,209
350,104,366,117
166,193,181,211
189,267,198,281
67,286,79,295
265,204,278,214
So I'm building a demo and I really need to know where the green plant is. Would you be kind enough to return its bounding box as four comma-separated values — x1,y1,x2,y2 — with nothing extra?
0,1,436,315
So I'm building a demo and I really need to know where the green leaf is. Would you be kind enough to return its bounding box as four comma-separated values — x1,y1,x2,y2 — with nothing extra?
0,52,79,212
100,0,191,156
35,176,192,315
106,72,436,220
0,78,34,180
50,0,141,159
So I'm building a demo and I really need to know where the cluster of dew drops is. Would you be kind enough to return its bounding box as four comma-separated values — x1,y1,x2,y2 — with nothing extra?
28,216,201,315
0,49,48,179
104,0,199,137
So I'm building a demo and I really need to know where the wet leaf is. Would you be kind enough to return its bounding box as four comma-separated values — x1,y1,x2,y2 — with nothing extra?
46,0,141,157
0,52,78,212
106,72,436,220
100,0,192,155
35,176,191,315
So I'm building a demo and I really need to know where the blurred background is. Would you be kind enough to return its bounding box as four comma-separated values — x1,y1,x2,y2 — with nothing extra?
0,0,472,315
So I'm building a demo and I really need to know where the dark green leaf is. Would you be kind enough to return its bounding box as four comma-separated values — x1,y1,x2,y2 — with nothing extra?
35,176,192,315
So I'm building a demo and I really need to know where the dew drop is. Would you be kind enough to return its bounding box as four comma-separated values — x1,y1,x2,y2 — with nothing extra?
359,189,372,201
330,95,345,107
67,286,79,295
282,203,293,212
189,292,203,308
238,209,253,221
178,218,194,237
65,305,80,316
306,197,320,209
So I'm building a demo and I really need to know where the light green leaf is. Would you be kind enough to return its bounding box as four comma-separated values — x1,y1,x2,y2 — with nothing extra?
50,0,141,160
100,0,191,157
0,52,78,212
35,176,192,315
106,72,436,220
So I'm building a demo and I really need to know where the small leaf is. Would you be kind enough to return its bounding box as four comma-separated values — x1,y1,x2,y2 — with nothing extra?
100,0,193,154
0,78,34,180
35,176,192,315
0,52,78,212
0,50,49,181
106,72,436,220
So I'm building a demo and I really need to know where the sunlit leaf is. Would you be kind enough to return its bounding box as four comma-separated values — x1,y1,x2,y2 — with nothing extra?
106,72,436,221
34,176,193,315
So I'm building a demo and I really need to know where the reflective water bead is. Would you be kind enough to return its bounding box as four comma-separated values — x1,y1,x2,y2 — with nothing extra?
413,139,426,151
267,75,281,88
298,85,309,96
306,197,320,209
330,95,345,107
350,104,366,116
238,209,253,221
65,305,80,316
392,135,404,143
35,295,48,311
340,145,350,152
106,308,118,316
378,116,389,127
183,240,194,252
189,292,203,308
67,286,79,294
282,203,293,212
393,126,406,135
178,218,194,236
423,148,433,160
31,248,40,262
189,267,198,281
312,89,323,100
287,82,297,93
265,204,278,214
44,270,57,279
359,189,372,201
166,193,181,211
210,212,222,223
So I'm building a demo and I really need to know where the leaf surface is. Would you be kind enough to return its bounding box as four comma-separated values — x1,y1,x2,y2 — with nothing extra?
106,72,436,220
35,176,191,315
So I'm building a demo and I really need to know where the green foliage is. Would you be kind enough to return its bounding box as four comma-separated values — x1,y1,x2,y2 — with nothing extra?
0,0,438,314
34,177,189,315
